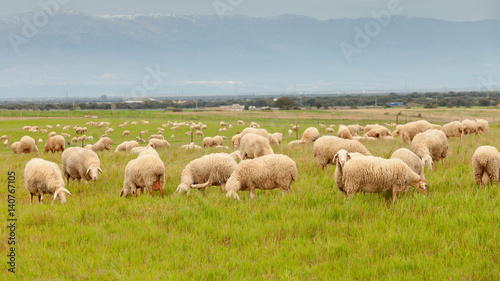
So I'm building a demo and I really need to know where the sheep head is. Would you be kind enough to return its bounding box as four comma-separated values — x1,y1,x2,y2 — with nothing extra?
412,179,429,196
53,187,72,204
333,149,351,168
422,155,434,170
86,164,102,181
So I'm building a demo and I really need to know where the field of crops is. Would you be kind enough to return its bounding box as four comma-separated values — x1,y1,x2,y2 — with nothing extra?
1,109,499,279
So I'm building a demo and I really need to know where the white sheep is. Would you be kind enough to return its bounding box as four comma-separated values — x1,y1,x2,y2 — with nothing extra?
203,136,224,147
240,128,278,145
239,133,274,160
89,137,113,152
475,119,489,134
11,142,21,154
225,154,298,200
411,129,448,170
288,129,293,137
180,142,202,150
147,139,170,150
137,147,160,158
400,120,436,143
176,153,238,194
122,130,130,137
347,124,364,136
392,125,403,137
24,158,72,204
341,156,428,201
337,125,353,140
115,141,139,152
19,135,39,154
365,126,392,139
325,127,335,135
313,136,371,169
333,149,366,193
62,147,102,184
462,119,477,135
43,135,65,153
390,148,426,181
120,155,165,197
472,145,500,187
271,132,283,145
149,134,164,140
442,121,463,138
288,127,320,147
237,120,245,126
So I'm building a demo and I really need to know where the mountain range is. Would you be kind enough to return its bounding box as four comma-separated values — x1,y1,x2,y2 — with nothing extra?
0,11,499,98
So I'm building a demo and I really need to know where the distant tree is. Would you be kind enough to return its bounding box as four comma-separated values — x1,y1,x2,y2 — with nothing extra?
478,98,490,106
315,101,322,109
100,95,108,101
274,97,294,110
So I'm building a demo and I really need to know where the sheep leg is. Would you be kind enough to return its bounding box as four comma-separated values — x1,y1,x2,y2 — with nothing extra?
191,180,212,189
392,188,398,202
65,173,70,185
77,178,81,185
220,182,226,193
249,187,255,199
481,171,490,187
30,193,34,204
38,194,43,204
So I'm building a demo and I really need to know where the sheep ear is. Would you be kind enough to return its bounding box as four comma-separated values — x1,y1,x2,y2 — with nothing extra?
60,187,72,196
86,167,91,175
333,153,338,163
120,190,124,197
346,153,351,160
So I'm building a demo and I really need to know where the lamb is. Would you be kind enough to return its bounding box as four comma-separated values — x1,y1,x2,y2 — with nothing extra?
89,137,113,152
288,129,293,136
313,136,372,169
120,155,165,197
411,129,448,170
341,156,428,201
225,154,298,200
62,147,102,184
24,158,72,204
43,135,65,153
337,125,353,140
472,145,500,187
239,133,274,160
442,121,463,138
461,119,477,135
176,153,238,194
147,139,170,150
400,120,436,143
475,119,489,134
48,131,57,138
19,135,39,154
390,148,426,181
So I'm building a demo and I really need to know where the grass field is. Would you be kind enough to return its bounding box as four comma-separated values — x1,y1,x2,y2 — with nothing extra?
1,108,499,279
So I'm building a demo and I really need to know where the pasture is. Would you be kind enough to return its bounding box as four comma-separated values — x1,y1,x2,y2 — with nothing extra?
1,108,499,279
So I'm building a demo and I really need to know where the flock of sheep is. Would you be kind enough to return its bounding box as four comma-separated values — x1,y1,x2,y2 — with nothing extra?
4,117,498,204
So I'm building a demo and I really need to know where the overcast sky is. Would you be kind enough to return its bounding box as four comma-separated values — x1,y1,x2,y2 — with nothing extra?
2,0,499,21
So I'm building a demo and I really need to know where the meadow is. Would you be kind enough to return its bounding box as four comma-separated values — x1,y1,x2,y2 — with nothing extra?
1,108,499,279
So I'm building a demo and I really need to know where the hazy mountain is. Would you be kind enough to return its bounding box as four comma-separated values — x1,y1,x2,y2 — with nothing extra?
0,11,498,98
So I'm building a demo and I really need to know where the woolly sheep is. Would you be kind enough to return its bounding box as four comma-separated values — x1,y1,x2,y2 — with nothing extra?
240,133,274,160
149,134,164,140
325,127,335,135
232,133,242,147
237,120,245,126
137,147,160,158
313,136,371,169
472,145,500,187
400,120,436,143
19,135,38,154
120,155,165,197
365,127,393,139
43,135,65,153
341,156,428,201
176,153,238,194
461,119,477,135
11,142,21,154
411,129,448,170
347,124,364,136
288,129,293,136
240,128,278,145
301,127,320,143
475,119,489,134
271,132,283,145
250,122,260,128
147,139,171,150
220,121,228,128
391,148,426,181
225,154,298,200
48,131,57,138
442,121,463,138
122,130,130,137
180,142,202,150
24,158,72,204
62,147,102,184
392,125,403,137
115,141,139,152
89,137,113,152
333,149,366,193
337,125,353,140
195,130,204,137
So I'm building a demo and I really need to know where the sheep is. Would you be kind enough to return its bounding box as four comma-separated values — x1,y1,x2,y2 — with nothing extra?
225,154,298,200
363,124,384,134
176,153,238,194
48,131,57,138
250,122,260,128
333,149,366,193
105,128,114,134
180,142,202,150
195,130,204,137
237,120,245,126
122,130,130,137
137,147,160,158
120,155,165,197
390,148,426,181
400,120,437,143
232,134,242,147
239,133,274,160
43,135,65,153
301,127,320,143
313,136,372,169
475,119,489,135
19,135,38,154
461,119,476,135
472,145,500,187
116,141,139,152
141,120,150,124
341,156,428,201
288,129,293,137
337,125,353,140
147,139,170,150
40,129,48,134
62,147,102,185
11,142,21,154
442,121,463,138
129,147,148,155
23,125,31,130
240,128,277,145
411,129,448,170
392,125,404,137
347,124,364,136
200,124,207,131
185,131,193,136
365,127,393,139
24,158,72,204
325,127,335,135
203,136,223,147
136,137,145,143
5,139,10,146
271,133,283,145
220,121,228,128
89,137,113,152
131,121,138,125
149,134,164,140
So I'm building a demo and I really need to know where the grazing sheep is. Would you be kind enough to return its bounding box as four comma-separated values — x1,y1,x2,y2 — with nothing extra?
176,153,238,194
5,139,10,146
341,156,428,201
122,130,130,137
115,141,139,152
19,135,39,154
147,139,170,150
237,120,245,126
137,147,160,158
185,131,193,136
313,136,372,169
225,154,298,200
220,121,228,128
104,128,114,134
240,128,278,145
475,119,489,134
40,129,48,134
11,142,21,154
411,129,448,170
391,148,426,181
365,126,393,139
23,126,31,130
200,124,207,131
129,147,149,155
271,132,283,144
337,125,353,140
442,121,463,138
120,155,165,197
219,127,228,132
180,142,202,150
250,122,260,128
333,149,366,193
43,135,65,153
131,121,138,125
62,126,70,130
461,119,477,135
24,158,72,204
288,129,293,137
392,125,404,137
141,120,150,124
472,145,500,187
399,120,436,143
48,131,57,138
239,133,274,160
203,136,224,147
347,124,364,136
62,147,102,184
89,137,113,152
232,134,242,147
195,130,204,137
288,127,320,147
325,127,335,135
149,134,164,140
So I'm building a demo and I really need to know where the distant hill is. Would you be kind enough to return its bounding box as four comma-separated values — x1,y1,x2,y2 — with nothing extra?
0,11,499,98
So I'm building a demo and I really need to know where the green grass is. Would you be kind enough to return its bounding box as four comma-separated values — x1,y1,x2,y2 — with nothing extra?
1,110,499,279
